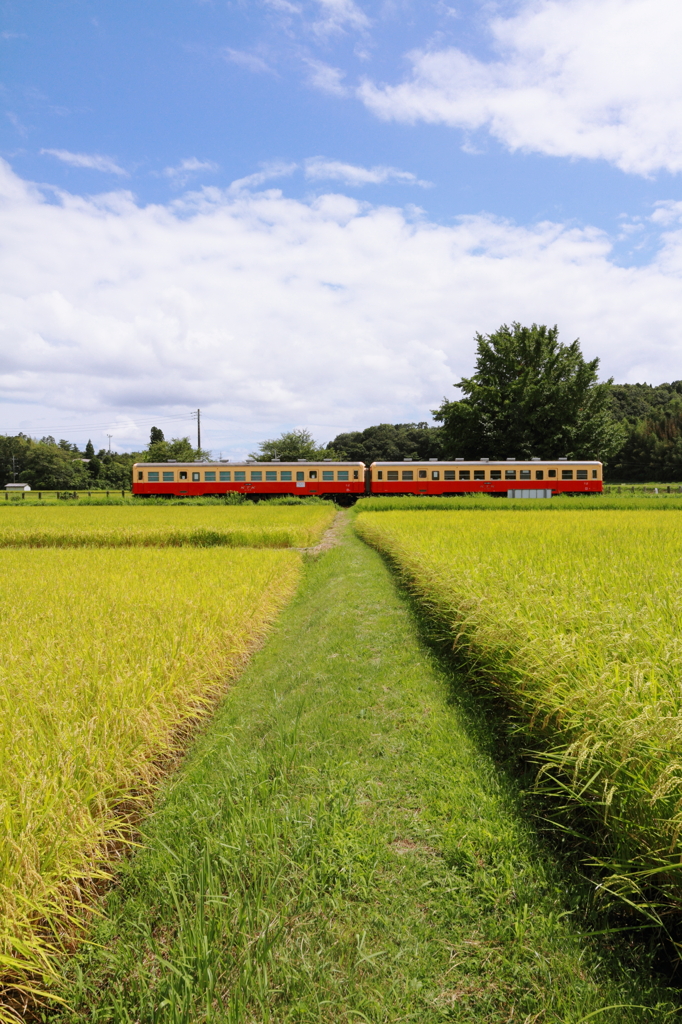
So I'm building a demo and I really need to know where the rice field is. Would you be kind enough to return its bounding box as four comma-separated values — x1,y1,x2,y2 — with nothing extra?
0,504,335,548
355,493,682,511
0,546,301,1010
355,509,682,925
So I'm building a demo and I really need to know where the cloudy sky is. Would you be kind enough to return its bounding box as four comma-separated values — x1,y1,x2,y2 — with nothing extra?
2,0,682,456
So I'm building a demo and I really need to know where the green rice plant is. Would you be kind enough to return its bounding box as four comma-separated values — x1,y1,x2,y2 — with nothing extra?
0,547,301,1015
355,509,682,926
0,505,335,548
354,493,682,512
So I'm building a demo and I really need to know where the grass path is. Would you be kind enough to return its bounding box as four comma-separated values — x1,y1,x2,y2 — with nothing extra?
54,522,680,1023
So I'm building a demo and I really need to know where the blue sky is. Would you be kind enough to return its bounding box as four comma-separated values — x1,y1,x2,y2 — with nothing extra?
2,0,682,456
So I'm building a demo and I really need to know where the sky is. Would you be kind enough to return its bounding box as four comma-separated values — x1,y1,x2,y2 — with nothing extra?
2,0,682,458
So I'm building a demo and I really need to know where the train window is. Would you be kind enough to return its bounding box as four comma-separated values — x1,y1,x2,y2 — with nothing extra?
309,471,318,479
562,470,573,480
179,472,187,480
387,471,399,480
353,470,359,479
419,470,427,479
338,471,349,480
520,470,531,480
281,471,292,481
235,471,246,481
505,470,517,480
490,470,501,480
192,472,200,481
577,470,588,479
444,470,455,480
163,472,174,482
592,469,597,479
265,471,277,481
459,470,470,480
296,472,304,481
220,471,231,481
137,471,143,480
251,471,262,481
205,472,216,481
432,470,440,480
323,471,334,480
548,470,556,478
402,470,414,480
474,470,485,480
535,470,544,480
148,472,159,482
377,471,383,480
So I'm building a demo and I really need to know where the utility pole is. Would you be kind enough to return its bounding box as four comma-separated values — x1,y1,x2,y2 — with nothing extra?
191,408,201,454
107,434,112,453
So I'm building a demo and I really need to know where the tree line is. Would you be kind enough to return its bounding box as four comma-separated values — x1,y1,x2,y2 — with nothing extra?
0,429,207,490
4,323,682,487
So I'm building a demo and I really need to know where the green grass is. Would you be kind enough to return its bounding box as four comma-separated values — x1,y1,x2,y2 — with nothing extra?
354,508,682,929
49,524,681,1024
355,493,682,512
0,505,335,548
1,494,330,507
0,548,301,1012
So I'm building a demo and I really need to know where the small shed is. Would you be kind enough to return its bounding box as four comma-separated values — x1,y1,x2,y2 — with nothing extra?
4,483,31,491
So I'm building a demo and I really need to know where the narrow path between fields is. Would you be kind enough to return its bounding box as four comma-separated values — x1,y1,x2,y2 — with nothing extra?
297,508,349,555
55,522,679,1024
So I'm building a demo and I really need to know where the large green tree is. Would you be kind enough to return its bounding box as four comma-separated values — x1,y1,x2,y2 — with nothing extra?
250,429,342,462
142,431,210,463
329,422,443,463
434,323,622,461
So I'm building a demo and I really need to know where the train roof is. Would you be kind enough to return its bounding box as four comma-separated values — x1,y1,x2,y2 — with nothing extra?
133,460,366,468
370,461,602,466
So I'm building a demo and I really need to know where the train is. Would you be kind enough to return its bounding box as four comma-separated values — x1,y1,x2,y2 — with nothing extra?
133,458,603,501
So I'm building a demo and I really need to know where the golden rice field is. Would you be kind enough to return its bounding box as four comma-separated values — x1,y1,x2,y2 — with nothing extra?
0,504,335,548
355,509,682,924
0,546,301,1007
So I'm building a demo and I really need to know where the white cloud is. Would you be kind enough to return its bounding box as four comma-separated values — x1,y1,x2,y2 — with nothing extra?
264,0,301,12
306,59,349,96
41,149,128,175
6,111,29,137
312,0,370,36
162,158,219,188
228,161,298,192
2,159,682,455
358,0,682,176
222,48,274,74
304,157,430,187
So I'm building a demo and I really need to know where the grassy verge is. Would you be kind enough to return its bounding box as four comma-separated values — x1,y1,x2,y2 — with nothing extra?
0,548,301,1010
355,494,682,512
51,524,680,1023
1,494,330,507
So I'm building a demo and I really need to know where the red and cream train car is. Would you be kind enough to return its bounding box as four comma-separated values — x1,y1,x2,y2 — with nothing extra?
370,459,603,495
133,460,366,499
